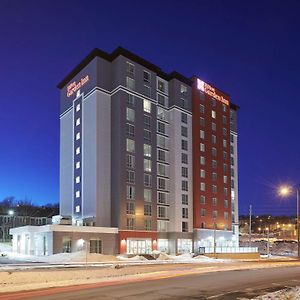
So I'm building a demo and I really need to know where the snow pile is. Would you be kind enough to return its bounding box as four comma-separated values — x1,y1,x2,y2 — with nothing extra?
254,286,300,299
156,253,232,263
0,242,12,253
116,255,148,261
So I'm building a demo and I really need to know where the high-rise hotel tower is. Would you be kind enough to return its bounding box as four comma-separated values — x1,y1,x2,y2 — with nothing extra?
58,47,239,254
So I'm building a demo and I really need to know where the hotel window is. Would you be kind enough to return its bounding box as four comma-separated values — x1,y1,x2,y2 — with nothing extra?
200,208,206,216
144,219,152,231
223,104,227,112
212,197,217,206
212,172,217,181
76,118,80,126
181,140,188,151
158,149,166,162
231,168,234,177
230,145,234,154
158,178,166,190
223,115,227,124
157,79,165,93
231,179,235,188
211,98,216,107
144,189,152,202
182,222,188,232
180,84,187,96
143,100,151,114
182,153,188,164
143,85,151,97
126,139,135,153
224,212,229,220
200,117,205,127
200,156,205,165
200,130,205,139
212,110,216,119
143,70,150,83
182,194,188,205
144,173,152,188
126,185,135,200
126,154,135,169
75,191,80,198
75,176,80,184
158,220,168,232
200,195,205,204
158,192,167,204
230,134,234,143
126,76,135,90
126,170,135,184
212,160,217,169
75,205,80,213
224,187,228,196
144,129,151,141
223,151,227,160
212,185,217,193
223,139,227,147
200,143,205,152
144,144,151,157
182,208,188,219
76,161,80,169
181,98,186,109
126,123,135,137
199,104,205,113
181,112,187,124
76,132,80,140
212,210,218,218
158,163,167,176
76,104,81,112
158,94,166,107
181,126,188,137
158,121,166,134
212,135,216,144
223,128,227,136
144,159,151,172
144,115,151,129
126,62,135,76
157,107,168,122
200,182,205,191
144,204,152,216
231,157,234,166
157,135,168,149
223,163,228,173
182,180,188,191
126,202,135,215
127,94,135,107
212,147,217,157
224,199,229,208
224,175,228,184
126,107,135,122
76,147,80,155
212,122,216,131
158,206,167,218
200,169,205,178
126,218,135,230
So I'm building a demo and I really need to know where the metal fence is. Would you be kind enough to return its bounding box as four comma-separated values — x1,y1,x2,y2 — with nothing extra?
203,246,258,253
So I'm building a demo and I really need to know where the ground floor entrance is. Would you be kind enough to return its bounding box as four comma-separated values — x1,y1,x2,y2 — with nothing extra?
126,239,152,254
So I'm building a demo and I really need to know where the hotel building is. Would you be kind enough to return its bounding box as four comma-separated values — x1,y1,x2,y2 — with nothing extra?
10,47,240,256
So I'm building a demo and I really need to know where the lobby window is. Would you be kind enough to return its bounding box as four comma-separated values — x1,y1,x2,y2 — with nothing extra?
212,110,216,119
126,202,135,215
182,208,188,219
76,118,80,126
126,123,135,137
144,219,152,231
143,99,151,114
182,194,188,205
200,195,205,204
76,132,80,140
126,77,135,90
144,159,152,172
182,180,188,191
144,144,151,157
126,185,135,200
90,239,102,254
143,70,150,83
126,154,135,169
181,112,187,124
144,189,152,202
126,139,135,153
181,126,188,137
182,153,188,164
200,156,205,165
200,169,205,178
200,130,205,139
126,170,135,184
126,62,135,77
126,107,135,122
144,204,152,216
126,218,135,230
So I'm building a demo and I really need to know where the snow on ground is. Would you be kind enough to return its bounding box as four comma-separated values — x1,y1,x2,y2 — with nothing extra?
253,286,300,299
0,243,12,253
156,253,232,263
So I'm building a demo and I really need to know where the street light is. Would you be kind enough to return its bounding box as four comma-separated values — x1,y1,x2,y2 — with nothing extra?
278,185,300,259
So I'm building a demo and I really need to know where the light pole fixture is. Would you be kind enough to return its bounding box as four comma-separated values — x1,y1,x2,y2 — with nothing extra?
278,185,300,259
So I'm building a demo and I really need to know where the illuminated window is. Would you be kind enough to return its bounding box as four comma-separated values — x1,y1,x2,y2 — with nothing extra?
143,99,151,113
126,139,135,153
200,182,205,191
76,132,80,140
157,79,165,93
144,159,151,172
126,77,135,90
144,144,151,157
76,118,80,126
76,104,81,112
76,176,80,184
200,130,205,139
200,143,205,152
180,84,187,96
126,108,135,122
76,161,80,169
75,191,80,198
200,169,205,178
76,147,80,155
144,189,152,202
75,205,80,213
212,110,216,118
200,156,205,165
212,135,216,144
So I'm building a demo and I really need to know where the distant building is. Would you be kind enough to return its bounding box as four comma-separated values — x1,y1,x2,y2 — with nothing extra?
11,47,242,255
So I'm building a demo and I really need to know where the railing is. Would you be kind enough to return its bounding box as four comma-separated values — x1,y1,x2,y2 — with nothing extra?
202,246,258,253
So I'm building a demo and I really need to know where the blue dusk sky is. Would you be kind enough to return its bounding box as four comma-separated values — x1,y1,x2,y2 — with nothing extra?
0,0,300,215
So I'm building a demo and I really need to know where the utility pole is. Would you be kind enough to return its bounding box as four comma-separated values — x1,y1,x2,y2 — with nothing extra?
249,205,252,248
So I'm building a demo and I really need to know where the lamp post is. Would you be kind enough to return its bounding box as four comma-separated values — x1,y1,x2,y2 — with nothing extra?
279,186,300,259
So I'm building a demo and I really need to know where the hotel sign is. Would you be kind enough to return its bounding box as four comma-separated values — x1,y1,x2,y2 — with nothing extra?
197,78,229,106
67,75,89,97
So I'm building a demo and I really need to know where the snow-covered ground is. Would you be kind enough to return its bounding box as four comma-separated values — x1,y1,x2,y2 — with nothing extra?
253,286,300,299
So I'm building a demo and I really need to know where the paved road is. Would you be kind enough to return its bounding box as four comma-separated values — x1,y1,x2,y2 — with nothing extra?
3,265,300,300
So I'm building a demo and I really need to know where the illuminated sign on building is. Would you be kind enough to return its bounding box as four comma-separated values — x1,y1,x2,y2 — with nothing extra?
197,78,229,106
67,75,89,97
